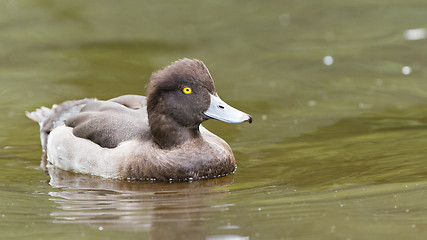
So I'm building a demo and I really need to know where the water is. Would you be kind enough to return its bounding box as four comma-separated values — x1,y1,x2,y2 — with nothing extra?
2,0,427,239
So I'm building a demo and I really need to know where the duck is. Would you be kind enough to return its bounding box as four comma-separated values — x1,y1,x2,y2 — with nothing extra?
26,58,252,182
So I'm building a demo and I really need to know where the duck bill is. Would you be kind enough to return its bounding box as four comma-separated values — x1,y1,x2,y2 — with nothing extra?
204,94,252,123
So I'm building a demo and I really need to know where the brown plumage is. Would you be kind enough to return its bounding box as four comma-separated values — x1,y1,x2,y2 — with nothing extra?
26,58,252,182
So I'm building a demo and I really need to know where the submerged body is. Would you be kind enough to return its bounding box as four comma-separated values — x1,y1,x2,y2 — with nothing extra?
27,59,251,182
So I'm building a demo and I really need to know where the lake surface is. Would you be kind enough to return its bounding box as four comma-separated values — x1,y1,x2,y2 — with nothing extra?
2,0,427,239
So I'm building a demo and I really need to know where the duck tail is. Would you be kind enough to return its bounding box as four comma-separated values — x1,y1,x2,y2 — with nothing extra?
26,106,56,125
26,99,95,151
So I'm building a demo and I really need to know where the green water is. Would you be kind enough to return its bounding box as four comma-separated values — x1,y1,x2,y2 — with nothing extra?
2,0,427,239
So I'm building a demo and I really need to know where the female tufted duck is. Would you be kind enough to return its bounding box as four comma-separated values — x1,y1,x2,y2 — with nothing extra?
26,58,252,182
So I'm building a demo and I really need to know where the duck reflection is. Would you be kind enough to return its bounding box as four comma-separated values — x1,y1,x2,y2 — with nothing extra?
46,166,234,239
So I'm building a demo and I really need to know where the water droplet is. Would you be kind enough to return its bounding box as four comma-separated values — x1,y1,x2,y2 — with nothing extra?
404,28,427,40
98,226,104,231
323,56,334,66
402,66,412,75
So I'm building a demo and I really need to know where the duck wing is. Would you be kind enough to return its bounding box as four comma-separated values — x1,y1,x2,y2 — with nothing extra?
66,95,149,149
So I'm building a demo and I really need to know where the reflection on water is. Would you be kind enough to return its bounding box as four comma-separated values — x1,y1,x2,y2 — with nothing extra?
44,166,427,239
47,168,238,239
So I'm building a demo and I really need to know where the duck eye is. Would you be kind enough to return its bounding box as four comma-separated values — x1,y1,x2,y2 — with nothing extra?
182,87,192,94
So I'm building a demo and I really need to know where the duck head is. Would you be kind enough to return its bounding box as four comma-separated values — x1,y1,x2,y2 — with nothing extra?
147,58,252,149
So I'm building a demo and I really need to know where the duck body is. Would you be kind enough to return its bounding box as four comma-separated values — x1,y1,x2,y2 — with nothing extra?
27,59,251,182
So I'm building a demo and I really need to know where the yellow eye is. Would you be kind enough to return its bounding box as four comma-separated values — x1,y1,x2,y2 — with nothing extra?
182,87,192,94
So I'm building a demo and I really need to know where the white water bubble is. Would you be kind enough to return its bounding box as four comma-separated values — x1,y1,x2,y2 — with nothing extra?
404,28,427,40
308,100,317,107
402,66,412,75
323,56,333,66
